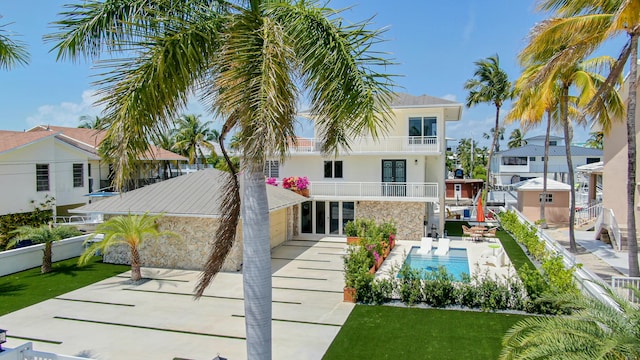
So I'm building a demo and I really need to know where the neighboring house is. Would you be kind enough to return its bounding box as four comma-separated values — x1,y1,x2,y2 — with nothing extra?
445,179,483,205
491,135,602,186
0,130,94,217
273,92,463,240
28,125,187,194
512,177,571,225
71,169,307,271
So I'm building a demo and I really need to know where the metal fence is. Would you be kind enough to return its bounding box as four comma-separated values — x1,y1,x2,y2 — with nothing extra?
611,276,640,304
0,343,91,360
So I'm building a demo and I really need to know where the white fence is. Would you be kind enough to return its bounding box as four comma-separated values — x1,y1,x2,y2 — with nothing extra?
575,202,602,227
595,208,622,251
0,235,89,277
611,276,640,304
0,343,91,360
505,205,620,309
288,136,440,154
310,181,439,200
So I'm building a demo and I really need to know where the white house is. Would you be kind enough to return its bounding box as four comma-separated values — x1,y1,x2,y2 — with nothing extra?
271,93,462,240
491,135,603,186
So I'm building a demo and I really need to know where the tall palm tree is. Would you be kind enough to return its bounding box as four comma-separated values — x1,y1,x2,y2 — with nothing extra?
465,55,515,195
49,1,394,357
153,127,179,178
500,289,640,359
173,114,217,168
526,0,640,276
482,126,505,152
507,129,527,149
0,20,29,69
79,213,177,281
78,115,107,130
10,225,81,273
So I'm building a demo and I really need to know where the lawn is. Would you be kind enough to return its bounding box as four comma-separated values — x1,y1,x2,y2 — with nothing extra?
0,257,129,316
323,305,530,360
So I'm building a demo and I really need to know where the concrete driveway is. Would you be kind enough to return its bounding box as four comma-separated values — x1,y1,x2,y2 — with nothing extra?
0,238,353,360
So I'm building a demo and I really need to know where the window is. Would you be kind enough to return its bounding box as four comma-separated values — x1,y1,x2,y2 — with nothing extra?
409,116,437,143
529,157,536,161
264,160,279,178
586,157,600,164
73,164,84,188
501,156,528,165
539,193,553,203
324,161,343,178
549,140,557,146
88,163,92,177
36,164,50,192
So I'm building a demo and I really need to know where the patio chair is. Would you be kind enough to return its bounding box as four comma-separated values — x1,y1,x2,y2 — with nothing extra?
417,237,433,255
461,225,473,236
483,228,497,237
484,249,505,267
434,237,450,256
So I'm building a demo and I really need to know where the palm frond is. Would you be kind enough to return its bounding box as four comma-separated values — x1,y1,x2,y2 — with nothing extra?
0,22,30,69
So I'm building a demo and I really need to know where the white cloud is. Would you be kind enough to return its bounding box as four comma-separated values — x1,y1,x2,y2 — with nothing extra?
462,8,476,43
26,90,104,128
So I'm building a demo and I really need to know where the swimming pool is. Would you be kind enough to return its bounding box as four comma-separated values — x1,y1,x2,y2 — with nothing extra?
403,246,470,281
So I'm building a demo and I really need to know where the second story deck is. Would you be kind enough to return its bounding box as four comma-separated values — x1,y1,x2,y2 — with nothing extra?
289,136,440,155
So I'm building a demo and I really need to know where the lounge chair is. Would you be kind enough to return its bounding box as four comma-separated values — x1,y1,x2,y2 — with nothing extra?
483,227,497,237
417,237,433,255
462,225,473,236
484,249,505,267
434,238,450,256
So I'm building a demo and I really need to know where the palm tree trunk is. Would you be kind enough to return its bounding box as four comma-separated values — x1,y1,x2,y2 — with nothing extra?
41,241,52,274
130,246,142,281
561,86,577,253
242,161,272,359
626,32,639,277
540,110,551,229
486,105,501,198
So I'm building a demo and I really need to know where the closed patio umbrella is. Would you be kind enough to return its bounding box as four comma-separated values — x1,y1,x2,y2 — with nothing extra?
477,196,485,222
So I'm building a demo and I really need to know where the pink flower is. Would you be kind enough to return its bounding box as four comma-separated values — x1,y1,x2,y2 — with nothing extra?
265,177,278,186
296,176,309,190
374,251,380,262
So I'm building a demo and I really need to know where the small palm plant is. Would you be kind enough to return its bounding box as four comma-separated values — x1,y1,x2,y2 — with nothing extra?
79,213,178,281
10,225,82,273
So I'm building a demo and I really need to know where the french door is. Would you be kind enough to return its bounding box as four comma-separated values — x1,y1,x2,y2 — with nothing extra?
382,159,406,196
300,201,354,235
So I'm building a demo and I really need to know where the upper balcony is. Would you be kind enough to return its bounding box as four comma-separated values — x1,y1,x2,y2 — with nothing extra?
289,136,440,155
307,181,439,202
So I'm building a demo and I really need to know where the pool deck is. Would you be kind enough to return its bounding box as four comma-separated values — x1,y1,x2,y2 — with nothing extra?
378,238,516,281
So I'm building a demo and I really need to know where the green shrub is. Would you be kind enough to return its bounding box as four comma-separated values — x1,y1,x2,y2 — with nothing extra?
397,265,424,306
422,267,456,308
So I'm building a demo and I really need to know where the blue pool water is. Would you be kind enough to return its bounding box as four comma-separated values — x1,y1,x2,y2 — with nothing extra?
402,246,470,281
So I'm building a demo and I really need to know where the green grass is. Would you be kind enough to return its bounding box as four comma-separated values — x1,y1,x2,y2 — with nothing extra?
0,257,129,316
323,305,530,360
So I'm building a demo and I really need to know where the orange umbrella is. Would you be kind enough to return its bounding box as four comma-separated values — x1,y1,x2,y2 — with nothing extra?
477,196,485,223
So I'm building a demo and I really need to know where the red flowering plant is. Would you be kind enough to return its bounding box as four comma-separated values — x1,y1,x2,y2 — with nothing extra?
265,177,278,186
282,176,309,190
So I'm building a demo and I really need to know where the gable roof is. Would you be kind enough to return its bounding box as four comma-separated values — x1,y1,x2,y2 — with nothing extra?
496,144,602,157
28,125,186,161
512,177,571,191
0,130,57,155
390,92,462,121
71,168,307,217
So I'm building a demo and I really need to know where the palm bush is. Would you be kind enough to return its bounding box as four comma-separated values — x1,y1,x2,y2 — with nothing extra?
10,225,82,273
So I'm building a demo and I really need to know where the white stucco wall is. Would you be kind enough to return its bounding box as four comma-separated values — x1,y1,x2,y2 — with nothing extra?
53,140,90,206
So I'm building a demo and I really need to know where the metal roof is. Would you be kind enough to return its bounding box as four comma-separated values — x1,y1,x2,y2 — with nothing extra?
512,177,571,191
71,169,307,217
524,135,564,142
390,92,459,107
576,161,604,174
496,144,603,157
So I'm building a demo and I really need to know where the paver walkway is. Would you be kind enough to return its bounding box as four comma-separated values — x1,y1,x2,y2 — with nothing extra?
0,238,353,360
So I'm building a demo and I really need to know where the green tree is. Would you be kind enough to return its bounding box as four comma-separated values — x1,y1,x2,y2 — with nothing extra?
49,1,395,357
0,20,29,69
526,0,640,276
173,114,217,168
10,225,81,273
78,115,107,130
80,213,177,281
153,127,179,179
482,126,505,152
464,55,515,195
585,131,604,150
507,129,527,149
500,290,640,359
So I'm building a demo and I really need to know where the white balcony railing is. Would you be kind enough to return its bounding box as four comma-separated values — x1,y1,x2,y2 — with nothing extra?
309,181,438,200
289,136,439,154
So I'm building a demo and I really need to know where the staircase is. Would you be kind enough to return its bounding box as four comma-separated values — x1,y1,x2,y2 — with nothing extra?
575,202,602,230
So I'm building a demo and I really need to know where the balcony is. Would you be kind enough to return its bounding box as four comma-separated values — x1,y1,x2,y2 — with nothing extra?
307,181,439,202
289,136,440,155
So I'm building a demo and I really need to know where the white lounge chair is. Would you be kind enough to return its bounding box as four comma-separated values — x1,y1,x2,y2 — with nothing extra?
416,237,433,255
484,249,505,267
434,238,450,256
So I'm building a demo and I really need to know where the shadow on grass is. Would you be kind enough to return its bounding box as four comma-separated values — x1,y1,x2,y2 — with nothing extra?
0,282,27,296
45,262,97,277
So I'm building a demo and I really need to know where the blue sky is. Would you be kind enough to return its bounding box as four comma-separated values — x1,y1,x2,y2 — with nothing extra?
0,1,623,147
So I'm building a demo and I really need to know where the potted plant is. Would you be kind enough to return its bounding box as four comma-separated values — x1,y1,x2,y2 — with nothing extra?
344,220,359,244
343,245,374,302
379,220,397,251
282,176,310,197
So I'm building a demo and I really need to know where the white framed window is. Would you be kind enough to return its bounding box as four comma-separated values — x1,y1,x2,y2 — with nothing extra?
409,116,437,143
324,161,343,178
36,164,50,192
73,163,84,188
502,156,528,165
264,160,279,178
539,193,553,203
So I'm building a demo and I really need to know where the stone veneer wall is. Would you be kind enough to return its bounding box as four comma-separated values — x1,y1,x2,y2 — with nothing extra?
103,216,243,272
356,201,425,240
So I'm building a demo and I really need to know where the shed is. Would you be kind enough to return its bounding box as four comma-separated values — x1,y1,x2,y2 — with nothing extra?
71,169,307,271
512,177,570,224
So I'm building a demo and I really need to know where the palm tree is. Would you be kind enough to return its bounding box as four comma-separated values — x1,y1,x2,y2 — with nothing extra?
0,20,29,69
482,126,505,152
507,129,527,149
78,115,107,130
585,131,604,150
465,55,515,195
49,1,394,357
172,114,217,169
526,0,640,276
153,127,179,178
10,225,81,273
500,289,640,359
79,213,177,281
